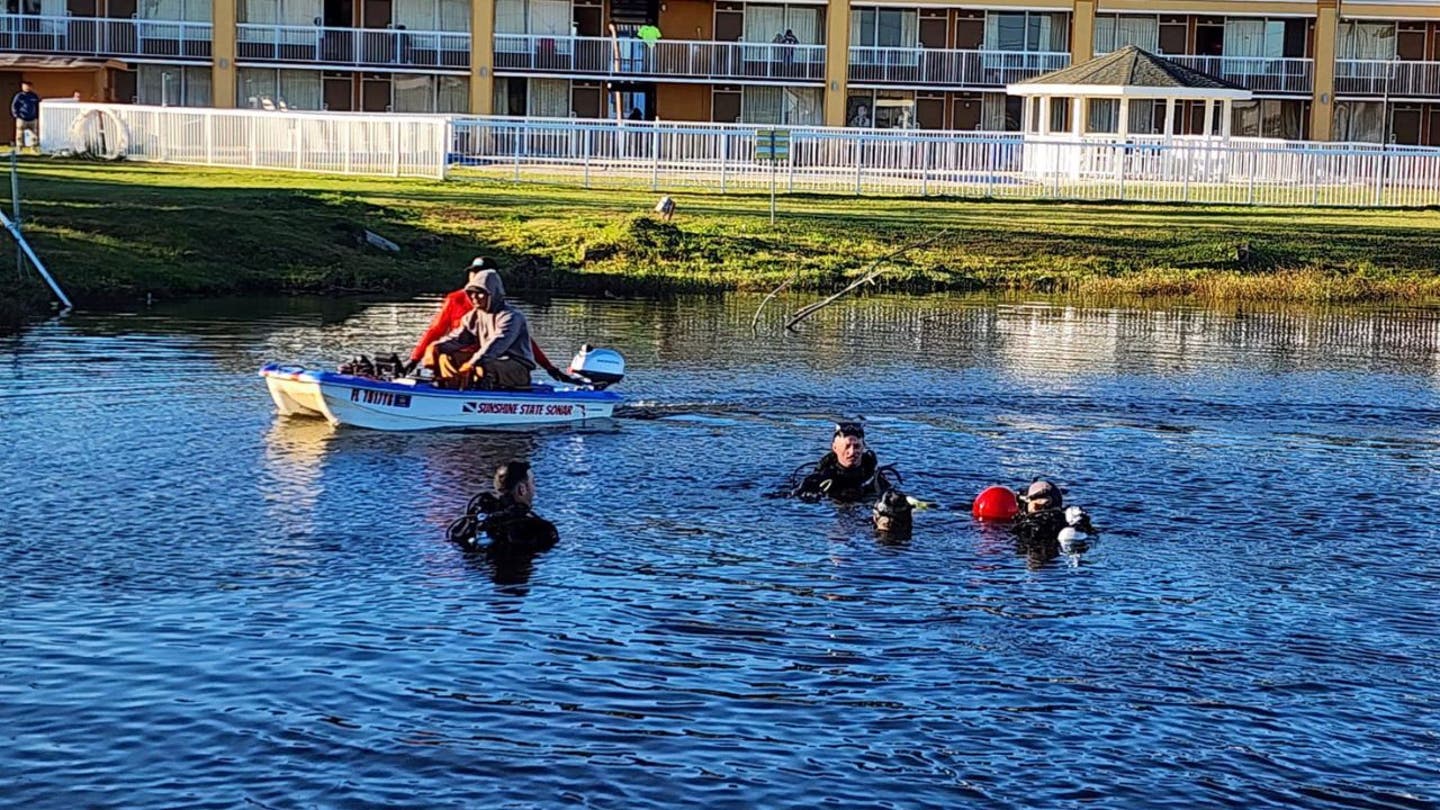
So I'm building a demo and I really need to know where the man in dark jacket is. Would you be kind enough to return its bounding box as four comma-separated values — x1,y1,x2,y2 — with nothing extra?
422,268,536,390
792,422,895,502
11,81,39,150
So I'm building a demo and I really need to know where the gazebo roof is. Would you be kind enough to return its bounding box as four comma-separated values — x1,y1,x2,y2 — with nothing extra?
1007,46,1252,100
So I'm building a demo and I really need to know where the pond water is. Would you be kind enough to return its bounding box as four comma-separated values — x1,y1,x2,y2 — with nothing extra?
2,294,1439,808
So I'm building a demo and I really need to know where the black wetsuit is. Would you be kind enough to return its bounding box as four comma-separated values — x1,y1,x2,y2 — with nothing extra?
1013,508,1068,548
793,450,893,503
480,501,560,556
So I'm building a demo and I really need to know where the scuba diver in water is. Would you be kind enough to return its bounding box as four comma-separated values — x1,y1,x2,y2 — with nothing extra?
791,421,898,503
1011,479,1095,562
448,461,559,562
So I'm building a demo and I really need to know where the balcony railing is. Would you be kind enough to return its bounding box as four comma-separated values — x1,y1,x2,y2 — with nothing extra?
847,47,1069,88
0,14,211,60
1166,55,1314,95
494,34,827,83
237,23,469,70
1336,59,1440,98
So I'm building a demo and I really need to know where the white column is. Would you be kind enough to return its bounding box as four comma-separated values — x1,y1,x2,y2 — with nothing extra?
1117,96,1130,138
1040,96,1052,135
1163,97,1177,139
1222,99,1234,139
1073,97,1085,136
1022,96,1035,134
1202,98,1216,138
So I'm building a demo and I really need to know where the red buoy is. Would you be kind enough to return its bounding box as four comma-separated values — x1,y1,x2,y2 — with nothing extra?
972,485,1019,521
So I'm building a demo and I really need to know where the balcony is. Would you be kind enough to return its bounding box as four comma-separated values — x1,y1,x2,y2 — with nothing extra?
847,47,1069,89
0,14,211,60
494,34,826,84
1165,55,1313,95
1336,59,1440,99
236,24,469,71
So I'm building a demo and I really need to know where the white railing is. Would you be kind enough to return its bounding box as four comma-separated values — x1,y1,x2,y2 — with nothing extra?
849,47,1069,87
0,14,211,60
494,34,826,83
38,102,1440,207
1336,59,1440,98
236,23,469,70
42,101,448,179
1166,55,1314,95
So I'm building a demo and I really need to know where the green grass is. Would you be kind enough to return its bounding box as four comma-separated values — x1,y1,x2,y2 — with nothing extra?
4,158,1440,323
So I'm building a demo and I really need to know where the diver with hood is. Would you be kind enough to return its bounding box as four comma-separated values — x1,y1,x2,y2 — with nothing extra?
791,421,897,503
1012,479,1095,559
422,267,536,390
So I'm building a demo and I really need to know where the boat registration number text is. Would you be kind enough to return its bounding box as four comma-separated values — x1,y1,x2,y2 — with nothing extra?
350,389,413,408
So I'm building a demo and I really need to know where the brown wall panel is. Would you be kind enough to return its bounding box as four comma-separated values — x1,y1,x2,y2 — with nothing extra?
658,81,709,120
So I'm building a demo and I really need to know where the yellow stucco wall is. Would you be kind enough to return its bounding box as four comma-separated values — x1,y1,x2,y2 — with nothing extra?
824,0,850,127
211,0,236,107
1313,0,1339,139
471,0,494,115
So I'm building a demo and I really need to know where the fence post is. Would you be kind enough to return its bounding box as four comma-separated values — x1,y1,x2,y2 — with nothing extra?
719,131,727,194
787,133,795,193
986,142,995,199
583,127,592,189
1310,154,1319,206
1182,145,1190,203
1247,151,1255,205
158,111,168,162
203,110,213,165
854,133,863,196
391,119,401,177
651,125,660,191
513,123,522,182
295,120,305,171
920,138,928,197
1373,149,1386,208
249,114,258,167
343,121,352,174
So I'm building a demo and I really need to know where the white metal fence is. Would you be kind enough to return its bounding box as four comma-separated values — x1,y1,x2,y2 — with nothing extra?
42,101,449,179
37,101,1440,207
0,14,211,60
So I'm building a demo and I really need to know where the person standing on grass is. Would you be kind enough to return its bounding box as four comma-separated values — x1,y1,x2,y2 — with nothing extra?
12,80,40,151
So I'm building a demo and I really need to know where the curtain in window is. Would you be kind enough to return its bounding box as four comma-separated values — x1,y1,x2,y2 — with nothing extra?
785,6,820,45
745,5,785,43
495,0,525,33
1027,13,1066,52
1087,98,1118,134
1332,101,1385,142
240,0,277,24
528,0,567,36
392,73,434,111
986,13,1025,51
1093,16,1114,53
1224,19,1266,58
1126,99,1155,134
492,79,510,115
278,70,322,109
438,76,468,112
141,0,209,22
438,0,467,31
394,0,435,31
530,78,569,116
851,8,874,47
1338,22,1397,60
1231,100,1260,137
876,9,916,47
981,92,1007,130
742,85,782,124
784,87,822,125
1112,16,1157,52
185,66,212,105
237,67,275,107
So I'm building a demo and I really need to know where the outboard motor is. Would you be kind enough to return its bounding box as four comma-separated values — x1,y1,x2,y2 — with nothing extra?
569,345,625,388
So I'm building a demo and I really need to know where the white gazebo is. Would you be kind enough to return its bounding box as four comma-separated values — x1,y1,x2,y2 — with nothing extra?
1005,46,1253,179
1007,45,1253,141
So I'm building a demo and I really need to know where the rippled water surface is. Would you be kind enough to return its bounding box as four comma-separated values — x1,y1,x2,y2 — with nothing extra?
3,294,1439,808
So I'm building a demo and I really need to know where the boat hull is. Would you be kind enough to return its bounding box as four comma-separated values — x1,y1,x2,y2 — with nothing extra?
260,364,620,431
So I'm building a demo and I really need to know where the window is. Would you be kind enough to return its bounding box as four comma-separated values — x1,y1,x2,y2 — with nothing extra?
238,68,322,109
986,11,1067,53
743,85,821,125
393,0,471,32
495,0,567,35
141,0,212,22
137,65,212,106
849,8,917,48
1093,15,1158,54
1338,22,1397,61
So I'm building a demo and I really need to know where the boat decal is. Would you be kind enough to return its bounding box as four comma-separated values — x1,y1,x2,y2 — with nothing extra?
350,388,413,408
463,401,578,416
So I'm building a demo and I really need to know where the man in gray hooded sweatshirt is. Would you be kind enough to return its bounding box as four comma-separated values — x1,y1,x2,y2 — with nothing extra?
423,268,536,390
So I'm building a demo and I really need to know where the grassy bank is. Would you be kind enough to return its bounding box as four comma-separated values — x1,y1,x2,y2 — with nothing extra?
4,158,1440,325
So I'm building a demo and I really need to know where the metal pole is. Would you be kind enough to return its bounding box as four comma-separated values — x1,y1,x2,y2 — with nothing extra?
719,130,727,194
1,208,70,310
11,149,21,279
651,124,660,191
769,130,777,224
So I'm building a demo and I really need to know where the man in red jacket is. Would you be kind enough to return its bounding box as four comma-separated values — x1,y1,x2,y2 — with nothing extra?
410,257,577,383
